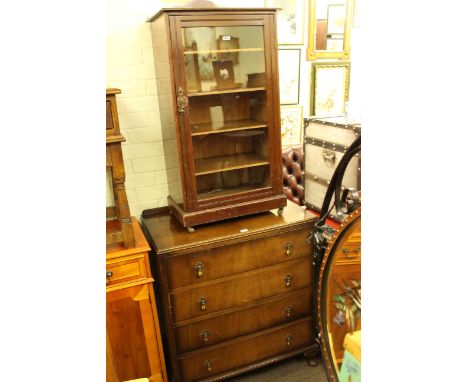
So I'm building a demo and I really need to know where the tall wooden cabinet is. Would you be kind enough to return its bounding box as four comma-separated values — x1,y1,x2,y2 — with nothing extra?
106,88,134,247
106,218,167,382
141,201,320,382
148,8,287,230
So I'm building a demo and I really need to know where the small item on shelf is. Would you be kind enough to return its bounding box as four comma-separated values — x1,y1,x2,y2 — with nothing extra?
212,60,235,89
217,35,240,64
247,72,266,87
208,105,224,129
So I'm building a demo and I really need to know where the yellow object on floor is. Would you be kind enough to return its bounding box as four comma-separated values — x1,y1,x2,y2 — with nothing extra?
339,331,361,382
344,330,361,362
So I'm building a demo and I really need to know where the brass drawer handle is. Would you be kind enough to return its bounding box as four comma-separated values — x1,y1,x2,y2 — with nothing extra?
284,274,293,288
342,247,360,257
199,297,207,311
194,262,204,278
284,305,292,318
286,334,293,347
200,329,210,345
106,270,113,280
204,360,212,373
285,242,293,256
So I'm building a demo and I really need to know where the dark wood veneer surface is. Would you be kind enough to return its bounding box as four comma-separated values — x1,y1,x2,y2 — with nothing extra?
142,201,317,382
143,201,315,254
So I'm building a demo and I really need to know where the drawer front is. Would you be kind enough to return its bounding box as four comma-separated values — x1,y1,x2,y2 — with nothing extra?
169,257,313,323
335,226,361,265
165,227,311,290
106,257,146,288
178,318,314,382
335,243,361,265
175,288,313,354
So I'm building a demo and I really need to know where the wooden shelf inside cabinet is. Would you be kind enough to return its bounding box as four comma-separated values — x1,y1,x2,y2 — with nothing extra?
191,119,267,136
194,153,269,176
184,47,264,55
198,185,270,201
188,87,266,97
106,88,135,248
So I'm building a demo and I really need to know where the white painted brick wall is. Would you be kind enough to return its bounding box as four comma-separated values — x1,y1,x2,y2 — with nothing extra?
106,2,168,219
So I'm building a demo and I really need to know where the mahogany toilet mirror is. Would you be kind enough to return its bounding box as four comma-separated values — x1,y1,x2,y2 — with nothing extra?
311,135,361,380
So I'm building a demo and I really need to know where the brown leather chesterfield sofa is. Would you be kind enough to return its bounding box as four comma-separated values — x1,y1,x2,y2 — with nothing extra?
281,145,304,206
281,145,344,230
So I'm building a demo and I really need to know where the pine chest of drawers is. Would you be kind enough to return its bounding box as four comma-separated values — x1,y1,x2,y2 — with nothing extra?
141,201,318,382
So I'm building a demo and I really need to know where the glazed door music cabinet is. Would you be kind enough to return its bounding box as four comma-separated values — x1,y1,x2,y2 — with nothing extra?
148,8,286,230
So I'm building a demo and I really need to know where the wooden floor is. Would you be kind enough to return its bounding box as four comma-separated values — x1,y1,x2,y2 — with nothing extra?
230,356,328,382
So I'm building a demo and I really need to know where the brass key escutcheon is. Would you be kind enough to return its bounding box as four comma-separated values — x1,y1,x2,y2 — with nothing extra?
177,86,188,115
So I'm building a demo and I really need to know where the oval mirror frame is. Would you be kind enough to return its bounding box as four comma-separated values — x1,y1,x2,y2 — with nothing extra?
315,207,361,381
306,0,354,60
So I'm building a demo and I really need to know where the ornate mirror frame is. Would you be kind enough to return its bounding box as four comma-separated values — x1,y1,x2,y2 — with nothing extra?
306,0,354,60
315,207,361,381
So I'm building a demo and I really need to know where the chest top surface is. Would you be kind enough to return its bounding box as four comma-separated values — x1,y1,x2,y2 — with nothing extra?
142,201,315,254
106,217,150,260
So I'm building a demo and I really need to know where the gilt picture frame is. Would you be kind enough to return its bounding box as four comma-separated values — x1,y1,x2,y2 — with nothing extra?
278,49,301,105
265,0,305,44
280,105,303,146
311,61,350,117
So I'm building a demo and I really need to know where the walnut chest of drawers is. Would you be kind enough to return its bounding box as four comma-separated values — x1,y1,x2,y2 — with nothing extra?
141,201,318,382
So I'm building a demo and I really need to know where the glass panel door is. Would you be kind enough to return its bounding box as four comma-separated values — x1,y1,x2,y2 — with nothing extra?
181,25,271,201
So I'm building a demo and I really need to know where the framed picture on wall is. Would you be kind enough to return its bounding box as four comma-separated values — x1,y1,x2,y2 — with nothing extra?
278,49,301,104
327,4,347,34
265,0,305,44
280,105,303,145
311,61,350,117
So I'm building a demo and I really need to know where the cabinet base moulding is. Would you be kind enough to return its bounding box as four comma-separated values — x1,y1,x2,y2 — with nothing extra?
168,194,287,228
